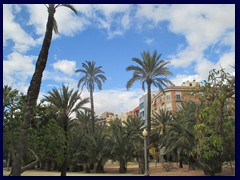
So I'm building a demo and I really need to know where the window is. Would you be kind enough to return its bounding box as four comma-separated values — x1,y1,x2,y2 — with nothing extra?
140,102,144,109
166,92,171,101
140,111,144,118
176,92,181,100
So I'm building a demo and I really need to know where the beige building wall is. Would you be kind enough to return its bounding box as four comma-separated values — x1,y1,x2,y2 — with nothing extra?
152,80,199,115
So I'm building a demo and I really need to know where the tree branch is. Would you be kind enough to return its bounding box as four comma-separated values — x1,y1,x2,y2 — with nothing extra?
20,148,39,174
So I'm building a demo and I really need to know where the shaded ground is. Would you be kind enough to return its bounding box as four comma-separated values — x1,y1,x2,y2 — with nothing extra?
3,161,235,176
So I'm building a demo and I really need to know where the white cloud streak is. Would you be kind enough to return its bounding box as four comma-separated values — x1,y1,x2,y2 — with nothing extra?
3,4,39,53
80,89,143,116
3,52,37,93
53,60,76,76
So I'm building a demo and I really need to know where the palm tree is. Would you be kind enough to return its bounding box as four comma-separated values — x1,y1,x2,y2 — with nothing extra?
107,119,135,173
153,109,172,137
124,117,145,173
3,86,19,171
75,61,106,134
43,85,89,176
10,4,77,176
161,101,197,169
126,50,173,141
69,110,109,173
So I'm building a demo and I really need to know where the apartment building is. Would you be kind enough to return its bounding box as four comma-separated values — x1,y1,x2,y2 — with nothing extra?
96,111,118,126
152,80,199,115
126,106,140,119
139,92,157,127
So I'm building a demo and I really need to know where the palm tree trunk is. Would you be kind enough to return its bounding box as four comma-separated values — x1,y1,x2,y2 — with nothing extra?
147,82,152,173
147,82,152,135
61,117,68,176
90,85,95,134
10,5,55,176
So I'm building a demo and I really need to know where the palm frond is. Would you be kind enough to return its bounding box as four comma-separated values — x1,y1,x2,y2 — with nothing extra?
59,4,78,14
53,17,59,34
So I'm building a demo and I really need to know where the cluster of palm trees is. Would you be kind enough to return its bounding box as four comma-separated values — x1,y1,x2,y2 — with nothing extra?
3,85,147,174
4,4,235,176
151,102,198,170
4,3,174,176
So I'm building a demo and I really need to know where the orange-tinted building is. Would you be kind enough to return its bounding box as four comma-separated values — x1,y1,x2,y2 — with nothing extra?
126,106,140,119
152,80,199,115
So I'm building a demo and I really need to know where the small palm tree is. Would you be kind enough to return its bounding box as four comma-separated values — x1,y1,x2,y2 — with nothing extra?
153,109,172,137
44,85,89,176
108,119,135,173
124,117,145,173
76,61,106,134
161,101,197,169
11,4,77,176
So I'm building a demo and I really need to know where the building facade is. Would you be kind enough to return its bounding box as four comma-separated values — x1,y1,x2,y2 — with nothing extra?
152,80,199,115
139,94,148,126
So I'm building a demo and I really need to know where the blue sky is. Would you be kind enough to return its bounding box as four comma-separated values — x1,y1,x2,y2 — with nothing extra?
3,4,235,116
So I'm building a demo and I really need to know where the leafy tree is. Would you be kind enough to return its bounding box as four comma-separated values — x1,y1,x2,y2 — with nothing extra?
194,68,235,175
43,85,89,176
3,86,21,171
28,104,65,171
76,61,107,134
11,4,77,176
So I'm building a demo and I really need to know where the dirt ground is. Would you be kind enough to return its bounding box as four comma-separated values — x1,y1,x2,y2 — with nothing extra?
3,161,235,176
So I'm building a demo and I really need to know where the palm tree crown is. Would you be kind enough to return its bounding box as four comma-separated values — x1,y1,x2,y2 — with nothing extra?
75,61,107,91
43,85,89,119
126,50,173,91
75,61,106,134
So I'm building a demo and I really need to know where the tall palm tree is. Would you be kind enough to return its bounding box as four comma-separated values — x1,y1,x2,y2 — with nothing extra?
75,61,106,134
43,85,89,176
126,50,173,174
126,50,173,138
10,4,77,176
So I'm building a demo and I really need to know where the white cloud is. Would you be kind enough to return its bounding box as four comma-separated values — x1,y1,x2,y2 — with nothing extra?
84,4,132,39
135,4,169,25
216,52,235,71
144,37,154,45
25,4,88,37
136,4,235,78
3,52,37,93
79,89,143,116
3,4,38,53
165,4,235,68
171,52,235,86
53,60,76,76
170,74,201,86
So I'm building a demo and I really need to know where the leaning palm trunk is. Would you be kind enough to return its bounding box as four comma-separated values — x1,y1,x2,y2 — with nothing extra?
10,6,55,176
